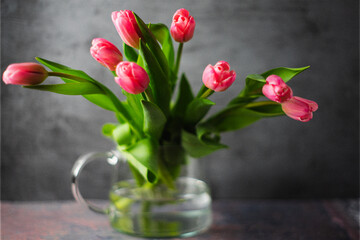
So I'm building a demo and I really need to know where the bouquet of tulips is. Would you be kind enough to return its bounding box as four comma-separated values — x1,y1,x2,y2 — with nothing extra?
2,9,318,188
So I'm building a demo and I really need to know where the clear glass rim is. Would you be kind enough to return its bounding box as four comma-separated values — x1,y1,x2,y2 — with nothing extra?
110,177,210,202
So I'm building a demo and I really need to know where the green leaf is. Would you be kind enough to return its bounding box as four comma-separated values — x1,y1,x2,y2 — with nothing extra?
246,74,266,83
128,162,145,186
247,102,284,116
37,57,142,137
172,74,194,118
228,95,262,106
148,23,177,92
112,123,133,147
181,130,227,158
102,123,135,147
23,82,103,95
83,94,116,112
100,87,142,137
240,66,310,97
149,23,175,69
184,98,215,126
158,156,175,189
122,90,144,132
102,123,117,137
240,74,266,96
133,13,170,78
201,108,261,132
123,138,158,183
261,66,310,82
123,43,138,62
161,144,187,166
158,144,186,182
36,57,91,83
36,57,116,112
139,40,171,116
196,85,208,98
240,75,266,97
136,53,145,68
199,102,284,133
142,100,167,139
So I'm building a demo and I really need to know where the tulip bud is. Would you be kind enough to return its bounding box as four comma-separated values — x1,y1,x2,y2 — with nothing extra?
112,10,141,49
281,96,318,122
115,61,150,94
262,75,293,103
90,38,123,71
170,8,196,43
202,61,236,92
2,62,48,86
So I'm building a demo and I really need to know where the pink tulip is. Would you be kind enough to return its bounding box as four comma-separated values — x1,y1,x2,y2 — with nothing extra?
112,10,141,49
170,8,196,43
2,62,48,86
262,75,293,103
115,61,150,94
90,38,123,71
202,61,236,92
281,96,318,122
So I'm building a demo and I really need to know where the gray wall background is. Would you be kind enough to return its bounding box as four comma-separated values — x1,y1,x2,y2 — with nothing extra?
1,0,358,200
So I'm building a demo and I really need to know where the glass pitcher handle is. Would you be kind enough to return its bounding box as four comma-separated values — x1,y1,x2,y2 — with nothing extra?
71,150,121,214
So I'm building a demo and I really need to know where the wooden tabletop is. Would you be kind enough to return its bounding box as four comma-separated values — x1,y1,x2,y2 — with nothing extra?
2,199,359,240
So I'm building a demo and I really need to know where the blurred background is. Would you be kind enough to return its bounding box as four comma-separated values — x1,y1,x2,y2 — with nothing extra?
1,0,358,200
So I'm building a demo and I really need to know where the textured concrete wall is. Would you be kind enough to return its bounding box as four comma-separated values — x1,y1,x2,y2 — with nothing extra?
1,0,358,200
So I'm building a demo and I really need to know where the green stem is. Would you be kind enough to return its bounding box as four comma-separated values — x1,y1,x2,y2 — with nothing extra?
141,92,148,101
245,101,280,108
128,161,145,186
142,181,155,190
49,71,143,139
173,43,184,77
158,153,175,189
199,88,214,99
104,88,143,139
144,88,155,103
110,71,144,138
48,72,88,82
140,200,152,235
196,84,207,98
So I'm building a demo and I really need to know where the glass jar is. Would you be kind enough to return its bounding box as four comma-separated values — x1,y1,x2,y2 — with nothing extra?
71,148,212,238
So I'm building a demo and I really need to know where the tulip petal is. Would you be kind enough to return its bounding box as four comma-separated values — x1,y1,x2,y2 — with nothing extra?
202,61,236,92
281,96,317,122
90,38,122,71
293,96,318,112
262,75,293,103
170,8,195,43
2,62,48,85
112,10,140,49
115,61,149,94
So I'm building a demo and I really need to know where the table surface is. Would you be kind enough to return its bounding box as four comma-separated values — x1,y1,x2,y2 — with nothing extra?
2,199,359,240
